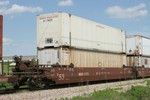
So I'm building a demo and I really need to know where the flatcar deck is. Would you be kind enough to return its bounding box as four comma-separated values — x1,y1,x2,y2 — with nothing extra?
0,75,17,83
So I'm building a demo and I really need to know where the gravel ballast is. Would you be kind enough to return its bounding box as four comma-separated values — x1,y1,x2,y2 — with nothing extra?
0,78,148,100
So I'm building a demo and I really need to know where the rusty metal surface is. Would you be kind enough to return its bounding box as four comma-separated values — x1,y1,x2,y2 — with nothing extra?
0,75,17,83
44,67,132,84
1,56,149,88
139,68,150,77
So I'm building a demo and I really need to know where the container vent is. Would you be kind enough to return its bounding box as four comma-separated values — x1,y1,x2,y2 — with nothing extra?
45,38,53,44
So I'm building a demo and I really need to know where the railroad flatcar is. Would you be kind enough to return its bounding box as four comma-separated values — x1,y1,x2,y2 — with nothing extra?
1,12,150,90
1,56,150,90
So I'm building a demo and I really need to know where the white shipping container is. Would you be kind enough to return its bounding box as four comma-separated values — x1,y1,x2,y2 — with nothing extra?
38,48,126,67
38,49,59,65
37,12,126,53
127,56,150,67
126,35,150,56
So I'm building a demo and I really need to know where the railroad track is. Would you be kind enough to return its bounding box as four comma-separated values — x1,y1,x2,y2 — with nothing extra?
0,87,29,94
0,78,149,100
0,78,137,94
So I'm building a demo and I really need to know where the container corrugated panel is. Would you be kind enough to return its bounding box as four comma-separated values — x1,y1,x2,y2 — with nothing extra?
126,35,150,56
0,15,3,60
142,37,150,56
141,56,150,67
70,15,125,53
70,49,126,67
127,56,139,66
37,12,126,53
38,48,126,67
127,56,150,67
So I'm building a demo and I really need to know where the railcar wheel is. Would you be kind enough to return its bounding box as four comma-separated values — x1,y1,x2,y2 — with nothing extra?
27,78,51,90
131,66,138,79
13,82,19,90
37,78,47,88
36,78,54,88
27,78,37,90
131,73,137,79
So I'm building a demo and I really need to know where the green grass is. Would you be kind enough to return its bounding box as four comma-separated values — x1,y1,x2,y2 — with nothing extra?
62,80,150,100
0,83,12,90
0,61,14,74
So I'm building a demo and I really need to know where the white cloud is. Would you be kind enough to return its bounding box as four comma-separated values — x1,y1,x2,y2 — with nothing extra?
0,1,43,15
0,0,9,7
105,3,148,19
5,4,43,14
58,0,74,6
3,37,13,45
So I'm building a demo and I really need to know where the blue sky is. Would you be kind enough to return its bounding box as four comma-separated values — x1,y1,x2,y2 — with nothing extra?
1,0,150,56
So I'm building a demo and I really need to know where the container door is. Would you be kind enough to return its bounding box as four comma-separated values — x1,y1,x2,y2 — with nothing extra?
38,49,59,65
